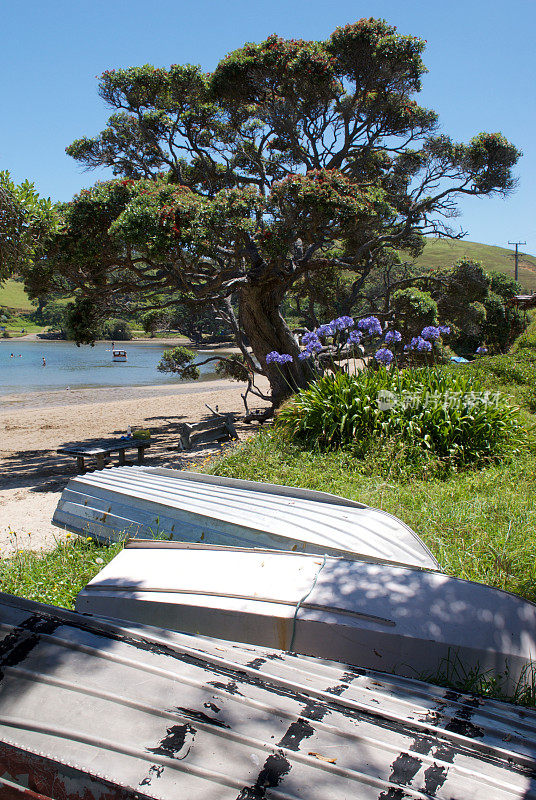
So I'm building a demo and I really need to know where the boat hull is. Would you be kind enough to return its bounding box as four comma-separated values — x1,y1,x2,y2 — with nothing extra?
75,541,536,694
53,465,439,570
0,592,536,799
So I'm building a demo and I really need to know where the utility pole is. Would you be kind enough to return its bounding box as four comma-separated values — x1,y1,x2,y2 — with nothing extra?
508,240,526,283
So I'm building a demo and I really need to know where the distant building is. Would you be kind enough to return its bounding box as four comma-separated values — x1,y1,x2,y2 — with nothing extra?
507,293,536,310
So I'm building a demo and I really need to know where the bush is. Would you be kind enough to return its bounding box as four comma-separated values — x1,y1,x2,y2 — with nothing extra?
102,318,132,341
391,287,438,338
157,346,200,379
276,367,521,470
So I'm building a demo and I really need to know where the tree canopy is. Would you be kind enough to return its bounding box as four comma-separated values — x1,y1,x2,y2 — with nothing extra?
36,18,521,402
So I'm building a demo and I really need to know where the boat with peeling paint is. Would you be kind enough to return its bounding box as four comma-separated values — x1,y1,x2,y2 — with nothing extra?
75,540,536,695
1,592,536,799
52,465,439,570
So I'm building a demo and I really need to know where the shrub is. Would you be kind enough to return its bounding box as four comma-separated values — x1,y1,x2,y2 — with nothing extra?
157,346,200,379
102,318,132,341
276,367,521,469
391,287,438,339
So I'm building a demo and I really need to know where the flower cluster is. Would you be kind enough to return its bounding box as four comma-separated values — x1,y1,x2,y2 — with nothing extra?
384,329,402,344
265,351,293,365
316,322,335,337
331,315,355,331
476,345,488,355
374,347,394,364
357,316,382,336
300,330,323,358
421,326,441,341
439,325,451,335
406,336,432,353
348,329,362,345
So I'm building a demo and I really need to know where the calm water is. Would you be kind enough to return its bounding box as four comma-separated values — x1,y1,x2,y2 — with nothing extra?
0,341,224,396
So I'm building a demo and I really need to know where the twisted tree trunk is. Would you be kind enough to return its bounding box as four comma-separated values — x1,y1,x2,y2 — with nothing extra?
238,283,311,405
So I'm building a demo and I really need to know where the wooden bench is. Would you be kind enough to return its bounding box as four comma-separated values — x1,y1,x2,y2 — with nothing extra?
58,438,151,473
178,415,238,451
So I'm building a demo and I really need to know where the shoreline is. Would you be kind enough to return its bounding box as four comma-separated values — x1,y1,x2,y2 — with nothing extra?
0,377,248,411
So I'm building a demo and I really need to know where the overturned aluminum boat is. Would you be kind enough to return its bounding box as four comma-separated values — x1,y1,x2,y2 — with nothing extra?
1,592,536,799
53,465,439,569
76,540,536,694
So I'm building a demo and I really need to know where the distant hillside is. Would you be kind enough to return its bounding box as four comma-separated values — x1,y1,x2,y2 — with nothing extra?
0,279,36,311
413,239,536,291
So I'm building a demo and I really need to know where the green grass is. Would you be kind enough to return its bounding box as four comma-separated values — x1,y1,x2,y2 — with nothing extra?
1,316,46,336
0,279,36,311
412,238,536,291
0,535,123,609
204,430,536,599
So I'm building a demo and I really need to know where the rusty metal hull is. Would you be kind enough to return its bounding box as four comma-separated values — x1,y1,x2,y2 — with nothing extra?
75,541,536,695
52,465,439,570
0,592,536,799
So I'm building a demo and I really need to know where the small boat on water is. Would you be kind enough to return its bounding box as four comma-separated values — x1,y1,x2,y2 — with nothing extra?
76,540,536,694
52,465,439,570
112,349,127,362
1,591,536,799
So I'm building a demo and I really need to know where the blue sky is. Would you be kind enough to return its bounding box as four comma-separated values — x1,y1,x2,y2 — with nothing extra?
2,0,535,259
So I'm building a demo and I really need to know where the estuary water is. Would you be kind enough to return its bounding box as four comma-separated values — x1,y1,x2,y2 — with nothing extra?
0,340,224,396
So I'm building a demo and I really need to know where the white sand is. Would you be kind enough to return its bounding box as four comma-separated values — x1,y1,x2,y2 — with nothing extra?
0,378,270,556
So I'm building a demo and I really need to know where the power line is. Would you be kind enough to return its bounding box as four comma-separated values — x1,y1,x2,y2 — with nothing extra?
508,240,526,282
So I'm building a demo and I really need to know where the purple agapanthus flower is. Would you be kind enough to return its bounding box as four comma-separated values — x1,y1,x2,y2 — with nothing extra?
357,316,382,336
421,326,441,341
384,329,402,344
439,325,451,335
476,345,488,355
306,341,323,354
331,315,355,331
410,336,432,352
375,347,394,364
298,351,311,360
302,331,318,345
348,329,362,345
266,351,293,365
316,323,336,337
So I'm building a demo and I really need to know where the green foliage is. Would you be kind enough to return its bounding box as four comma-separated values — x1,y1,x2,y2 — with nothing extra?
157,346,199,379
391,287,438,337
102,317,132,341
63,297,104,344
36,300,69,329
215,354,250,382
462,315,536,411
0,170,59,281
141,309,170,337
276,368,521,470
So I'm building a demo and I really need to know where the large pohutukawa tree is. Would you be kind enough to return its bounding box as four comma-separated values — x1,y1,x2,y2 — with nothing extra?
38,19,520,403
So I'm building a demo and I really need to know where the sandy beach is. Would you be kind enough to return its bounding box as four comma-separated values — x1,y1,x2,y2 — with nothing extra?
0,377,270,556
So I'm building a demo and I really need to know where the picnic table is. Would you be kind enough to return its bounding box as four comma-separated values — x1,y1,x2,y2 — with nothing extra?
58,438,151,473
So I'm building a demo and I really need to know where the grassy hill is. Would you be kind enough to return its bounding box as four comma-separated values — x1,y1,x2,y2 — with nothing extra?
413,239,536,291
0,279,36,311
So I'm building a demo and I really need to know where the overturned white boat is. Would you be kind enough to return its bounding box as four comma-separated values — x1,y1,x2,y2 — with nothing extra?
2,592,536,800
76,541,536,694
53,465,439,569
